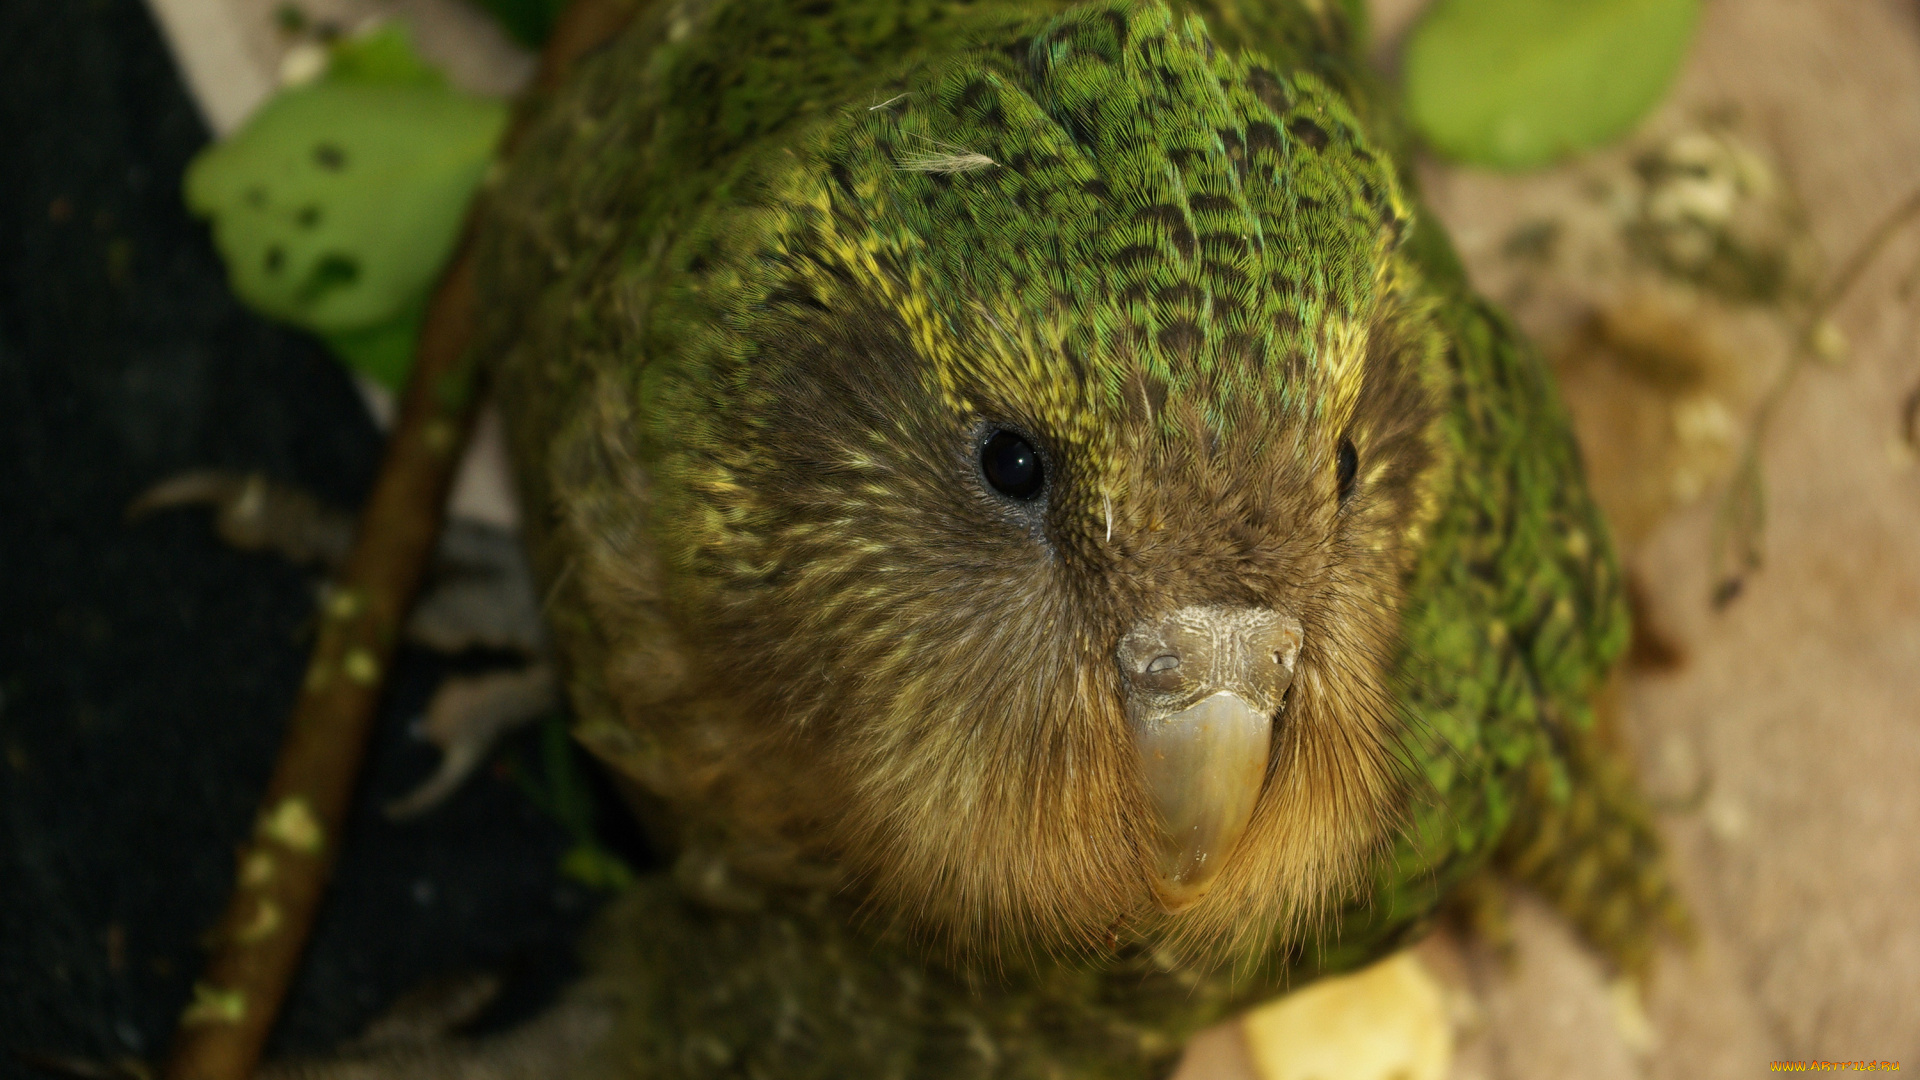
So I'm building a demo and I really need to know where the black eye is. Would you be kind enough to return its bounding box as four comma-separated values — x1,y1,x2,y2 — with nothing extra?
980,428,1044,500
1335,437,1359,503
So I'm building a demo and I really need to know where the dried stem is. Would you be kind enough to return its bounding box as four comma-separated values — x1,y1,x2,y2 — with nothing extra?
161,4,636,1078
1710,183,1920,607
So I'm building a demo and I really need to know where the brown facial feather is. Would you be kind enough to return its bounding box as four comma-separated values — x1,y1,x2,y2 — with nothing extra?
512,0,1454,967
582,275,1449,964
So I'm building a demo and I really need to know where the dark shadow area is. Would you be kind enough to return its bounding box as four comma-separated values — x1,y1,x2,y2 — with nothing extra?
0,1,632,1072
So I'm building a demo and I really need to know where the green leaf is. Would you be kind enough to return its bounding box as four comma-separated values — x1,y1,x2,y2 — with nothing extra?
183,24,504,387
185,80,504,333
1403,0,1701,170
1329,0,1371,48
504,713,637,892
324,23,448,87
320,298,425,390
559,843,636,891
540,709,594,836
467,0,570,49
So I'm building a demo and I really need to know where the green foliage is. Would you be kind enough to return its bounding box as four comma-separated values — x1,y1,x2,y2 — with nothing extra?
508,713,635,891
183,25,505,388
1403,0,1700,170
1334,0,1369,44
319,296,427,390
324,23,450,86
468,0,570,49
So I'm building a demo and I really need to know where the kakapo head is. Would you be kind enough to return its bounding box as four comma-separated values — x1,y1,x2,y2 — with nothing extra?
574,0,1451,963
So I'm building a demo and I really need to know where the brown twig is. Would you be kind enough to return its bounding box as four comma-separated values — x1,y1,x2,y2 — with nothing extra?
1709,182,1920,607
160,4,636,1078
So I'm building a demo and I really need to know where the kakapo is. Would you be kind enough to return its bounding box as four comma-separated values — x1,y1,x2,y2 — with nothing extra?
359,0,1679,1074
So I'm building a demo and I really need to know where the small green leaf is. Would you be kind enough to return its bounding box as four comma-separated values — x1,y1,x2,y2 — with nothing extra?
185,80,503,332
324,23,448,88
505,713,637,892
184,24,504,386
1329,0,1371,48
467,0,570,49
320,299,425,390
540,709,594,836
559,843,636,891
1404,0,1701,170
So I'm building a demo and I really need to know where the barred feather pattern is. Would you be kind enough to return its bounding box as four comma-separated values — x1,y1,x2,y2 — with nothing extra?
474,0,1660,1072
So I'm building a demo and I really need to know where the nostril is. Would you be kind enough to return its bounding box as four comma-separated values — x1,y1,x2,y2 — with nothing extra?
1269,629,1302,670
1146,655,1180,675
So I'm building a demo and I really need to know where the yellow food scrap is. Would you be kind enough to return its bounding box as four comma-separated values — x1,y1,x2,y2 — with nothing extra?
1241,952,1451,1080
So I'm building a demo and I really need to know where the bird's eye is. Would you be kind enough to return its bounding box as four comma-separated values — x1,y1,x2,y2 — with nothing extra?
980,428,1045,500
1335,437,1359,503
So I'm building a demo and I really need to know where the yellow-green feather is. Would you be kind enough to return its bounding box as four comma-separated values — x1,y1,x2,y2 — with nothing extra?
474,0,1670,1073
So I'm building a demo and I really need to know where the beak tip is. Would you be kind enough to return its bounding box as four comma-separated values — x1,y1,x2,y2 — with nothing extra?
1148,875,1213,915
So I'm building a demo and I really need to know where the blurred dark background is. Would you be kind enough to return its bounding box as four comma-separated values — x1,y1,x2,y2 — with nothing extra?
0,1,611,1073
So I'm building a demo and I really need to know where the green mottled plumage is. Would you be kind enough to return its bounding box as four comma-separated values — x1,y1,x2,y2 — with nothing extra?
473,0,1676,1075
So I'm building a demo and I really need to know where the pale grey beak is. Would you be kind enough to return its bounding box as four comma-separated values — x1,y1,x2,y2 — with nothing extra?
1116,606,1302,913
1131,690,1273,912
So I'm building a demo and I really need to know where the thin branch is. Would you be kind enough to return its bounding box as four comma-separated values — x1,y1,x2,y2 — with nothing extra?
159,4,637,1078
1709,183,1920,607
